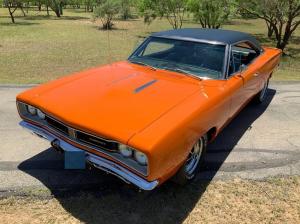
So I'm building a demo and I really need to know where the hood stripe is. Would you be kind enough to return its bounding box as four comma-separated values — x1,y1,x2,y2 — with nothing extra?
134,79,157,93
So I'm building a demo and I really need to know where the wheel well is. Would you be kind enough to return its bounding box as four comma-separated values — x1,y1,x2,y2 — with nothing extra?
207,127,217,143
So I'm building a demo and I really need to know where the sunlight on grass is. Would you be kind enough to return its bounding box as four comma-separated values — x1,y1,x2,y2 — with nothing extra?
0,176,299,223
0,8,299,84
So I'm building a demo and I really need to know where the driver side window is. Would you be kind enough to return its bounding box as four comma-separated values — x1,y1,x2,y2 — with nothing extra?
228,42,260,76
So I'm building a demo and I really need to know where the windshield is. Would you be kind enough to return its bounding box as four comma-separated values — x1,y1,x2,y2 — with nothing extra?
128,37,226,79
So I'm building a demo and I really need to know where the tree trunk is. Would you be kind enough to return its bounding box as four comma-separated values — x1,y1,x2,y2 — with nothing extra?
50,1,61,17
7,4,15,23
267,26,274,38
54,9,60,17
59,2,63,15
19,4,26,16
46,4,49,16
266,20,274,38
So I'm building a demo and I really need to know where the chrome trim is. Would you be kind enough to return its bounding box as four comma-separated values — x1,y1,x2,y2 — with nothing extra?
46,113,118,144
151,35,227,46
86,154,158,191
222,44,230,79
68,127,77,139
19,120,158,191
226,44,232,78
17,102,148,176
231,40,263,53
128,37,151,59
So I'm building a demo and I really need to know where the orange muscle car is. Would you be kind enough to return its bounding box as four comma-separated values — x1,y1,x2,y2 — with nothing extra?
16,29,281,190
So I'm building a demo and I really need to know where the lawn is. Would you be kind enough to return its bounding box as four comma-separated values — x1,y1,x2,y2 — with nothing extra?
0,8,299,84
0,176,299,223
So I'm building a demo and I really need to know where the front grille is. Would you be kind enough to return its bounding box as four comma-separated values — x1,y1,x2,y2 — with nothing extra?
76,131,118,151
45,116,68,135
45,115,117,151
17,100,148,176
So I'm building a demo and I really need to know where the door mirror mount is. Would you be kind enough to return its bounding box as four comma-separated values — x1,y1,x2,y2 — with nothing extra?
239,64,247,73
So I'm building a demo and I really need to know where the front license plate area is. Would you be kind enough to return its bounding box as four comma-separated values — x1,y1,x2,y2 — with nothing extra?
64,146,86,170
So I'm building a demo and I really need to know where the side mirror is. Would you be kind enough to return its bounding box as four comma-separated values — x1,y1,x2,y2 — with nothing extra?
239,64,247,72
235,64,247,81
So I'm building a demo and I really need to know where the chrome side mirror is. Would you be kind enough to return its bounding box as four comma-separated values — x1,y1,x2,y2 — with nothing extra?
239,64,247,72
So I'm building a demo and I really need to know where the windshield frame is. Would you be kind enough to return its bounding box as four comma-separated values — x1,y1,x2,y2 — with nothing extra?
128,36,229,80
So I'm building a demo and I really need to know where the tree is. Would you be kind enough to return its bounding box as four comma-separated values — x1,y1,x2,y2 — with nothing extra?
84,0,94,12
120,0,132,20
238,0,300,51
138,0,157,25
49,0,61,17
188,0,231,29
4,0,26,23
94,0,121,29
138,0,187,29
46,0,65,17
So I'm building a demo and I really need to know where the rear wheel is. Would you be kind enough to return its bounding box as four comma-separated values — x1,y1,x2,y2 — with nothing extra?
173,134,207,185
254,79,269,104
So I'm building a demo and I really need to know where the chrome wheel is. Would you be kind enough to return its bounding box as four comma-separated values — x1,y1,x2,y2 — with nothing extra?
173,134,207,185
259,80,269,102
185,138,204,176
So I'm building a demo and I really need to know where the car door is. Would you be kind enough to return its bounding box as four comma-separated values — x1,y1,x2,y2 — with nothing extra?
226,41,261,118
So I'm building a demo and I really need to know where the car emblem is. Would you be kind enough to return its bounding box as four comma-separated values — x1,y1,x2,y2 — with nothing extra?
68,128,77,139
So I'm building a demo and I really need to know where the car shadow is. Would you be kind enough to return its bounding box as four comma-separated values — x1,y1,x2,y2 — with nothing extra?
202,88,276,179
18,88,276,224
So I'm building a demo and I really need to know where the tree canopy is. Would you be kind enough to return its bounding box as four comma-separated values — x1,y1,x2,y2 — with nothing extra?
188,0,231,29
237,0,300,51
138,0,187,29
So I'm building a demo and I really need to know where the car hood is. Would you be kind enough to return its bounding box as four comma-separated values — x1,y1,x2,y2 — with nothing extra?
18,61,201,143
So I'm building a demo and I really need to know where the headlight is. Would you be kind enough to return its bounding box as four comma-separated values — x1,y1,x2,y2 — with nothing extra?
37,109,46,119
27,105,36,115
134,151,148,166
118,144,133,157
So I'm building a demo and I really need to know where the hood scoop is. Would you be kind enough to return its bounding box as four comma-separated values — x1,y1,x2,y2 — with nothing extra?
134,79,157,93
33,62,200,142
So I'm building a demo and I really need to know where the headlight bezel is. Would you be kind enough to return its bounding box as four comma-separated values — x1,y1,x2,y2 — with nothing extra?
37,109,46,120
27,105,37,115
118,144,133,157
134,151,148,166
118,143,148,166
25,104,45,120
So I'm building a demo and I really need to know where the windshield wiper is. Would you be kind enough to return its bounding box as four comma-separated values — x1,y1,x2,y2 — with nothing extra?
164,67,203,81
129,60,157,71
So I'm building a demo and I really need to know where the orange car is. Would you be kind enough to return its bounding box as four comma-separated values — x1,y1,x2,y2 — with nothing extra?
16,29,281,190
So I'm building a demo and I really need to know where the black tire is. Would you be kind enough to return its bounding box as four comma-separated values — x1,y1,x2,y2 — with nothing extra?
254,79,269,104
172,134,207,185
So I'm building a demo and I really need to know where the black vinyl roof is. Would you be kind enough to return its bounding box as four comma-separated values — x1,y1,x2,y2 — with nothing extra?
151,28,262,50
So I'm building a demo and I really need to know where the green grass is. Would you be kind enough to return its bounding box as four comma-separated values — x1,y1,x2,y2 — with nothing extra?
0,176,300,223
0,8,299,84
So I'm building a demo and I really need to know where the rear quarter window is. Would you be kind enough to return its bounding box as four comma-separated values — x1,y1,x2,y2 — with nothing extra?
228,41,260,76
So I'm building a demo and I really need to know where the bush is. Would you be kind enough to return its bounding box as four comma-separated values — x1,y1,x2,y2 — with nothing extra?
94,0,121,29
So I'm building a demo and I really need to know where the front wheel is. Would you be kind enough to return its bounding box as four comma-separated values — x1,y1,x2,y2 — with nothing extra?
254,79,269,104
172,134,207,185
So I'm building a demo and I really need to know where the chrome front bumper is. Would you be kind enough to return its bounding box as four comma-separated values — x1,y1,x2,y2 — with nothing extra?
19,121,159,191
